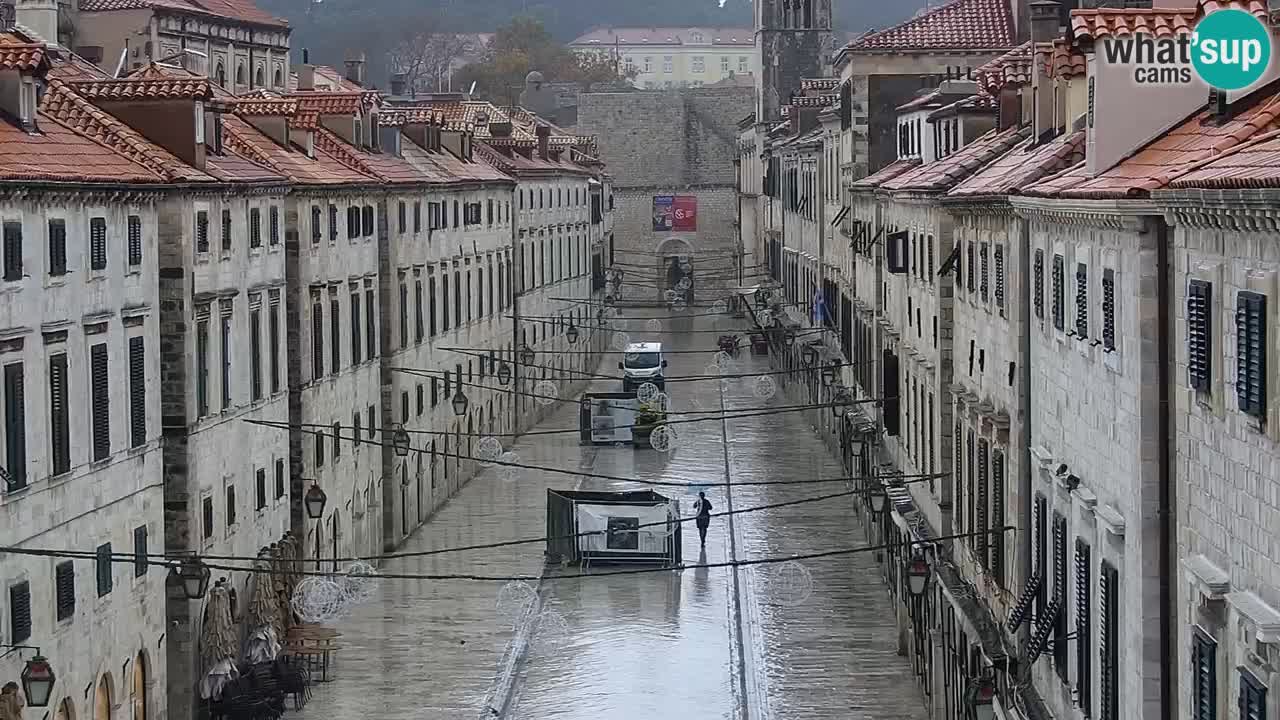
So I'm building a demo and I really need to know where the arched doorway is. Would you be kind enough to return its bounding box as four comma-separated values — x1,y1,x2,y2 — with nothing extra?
94,673,113,720
131,652,147,720
654,236,695,303
55,698,75,720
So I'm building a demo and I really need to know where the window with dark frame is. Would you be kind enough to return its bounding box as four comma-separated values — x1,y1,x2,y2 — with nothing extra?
990,451,1005,585
1076,538,1094,716
976,439,989,566
269,295,281,394
329,292,340,374
269,206,280,245
197,211,210,253
1075,262,1089,337
329,204,339,242
1239,670,1265,720
312,205,322,245
55,561,75,621
332,421,341,458
221,208,232,252
90,343,110,461
1034,249,1044,320
415,278,424,342
1102,268,1116,350
1034,494,1048,616
226,484,236,526
274,458,285,499
311,292,324,379
48,219,67,276
351,290,362,364
249,207,262,248
90,217,107,270
365,287,376,360
362,205,374,236
980,243,989,302
1236,291,1268,419
347,206,360,239
127,215,142,267
133,525,148,577
8,581,31,642
1100,560,1119,720
196,312,210,417
219,302,232,410
202,496,213,539
3,362,25,489
1052,254,1065,330
128,336,146,448
1053,512,1068,680
315,427,325,467
250,302,262,401
95,542,112,596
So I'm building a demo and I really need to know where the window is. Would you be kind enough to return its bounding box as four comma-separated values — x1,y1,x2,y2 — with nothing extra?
1101,268,1116,350
413,201,421,233
353,413,361,446
274,458,285,499
225,484,236,526
1034,493,1047,615
720,56,730,73
90,217,107,270
994,245,1005,310
311,205,322,245
442,272,451,332
980,243,989,302
1099,560,1119,720
1240,672,1268,720
329,204,339,242
1075,263,1089,337
990,451,1004,584
314,428,324,467
401,391,409,422
351,290,362,365
127,215,142,267
663,56,672,73
362,205,374,236
1188,280,1212,391
332,421,341,458
1,362,24,489
253,467,266,510
196,311,209,417
415,279,424,342
1053,512,1068,680
220,303,232,409
1076,538,1094,716
739,56,748,72
48,219,67,275
1052,254,1065,331
431,376,438,407
398,201,407,234
269,295,281,394
133,525,148,577
692,56,704,73
1236,291,1268,418
96,543,112,596
128,336,146,448
329,292,340,374
1034,250,1044,320
202,496,213,538
55,561,74,621
249,207,262,248
966,241,976,292
4,221,25,282
311,292,324,379
347,206,360,239
400,278,409,348
269,206,280,245
89,343,110,461
367,405,375,440
643,56,652,73
365,287,376,360
249,303,262,401
8,581,31,642
221,209,232,252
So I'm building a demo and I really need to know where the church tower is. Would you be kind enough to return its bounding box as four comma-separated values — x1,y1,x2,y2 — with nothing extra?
755,0,834,121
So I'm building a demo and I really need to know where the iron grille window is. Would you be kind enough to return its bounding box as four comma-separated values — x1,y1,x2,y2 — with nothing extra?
89,217,107,269
1235,291,1268,418
361,205,374,236
3,363,25,489
1034,494,1048,616
127,215,142,266
4,221,28,281
1239,671,1265,720
311,206,322,244
249,207,261,248
221,208,232,252
1077,539,1093,716
311,295,324,379
329,205,339,242
8,581,31,642
197,211,210,253
1191,630,1216,720
48,219,67,275
1034,250,1044,319
991,452,1005,585
255,468,266,509
95,543,112,596
365,288,376,360
351,291,362,364
980,243,989,302
994,245,1005,309
1076,263,1089,337
269,206,280,245
274,458,285,499
55,561,74,620
128,336,146,448
1100,560,1119,720
329,294,340,374
1188,280,1212,390
90,343,110,461
1052,254,1065,330
976,439,989,566
133,525,148,577
1053,513,1068,680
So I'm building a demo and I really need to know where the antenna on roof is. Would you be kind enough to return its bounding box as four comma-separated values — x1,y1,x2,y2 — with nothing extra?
113,47,127,78
467,81,477,100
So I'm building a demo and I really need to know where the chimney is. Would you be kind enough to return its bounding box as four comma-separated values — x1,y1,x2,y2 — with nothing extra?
344,52,366,87
297,49,315,91
390,72,407,96
1029,0,1059,140
998,85,1021,130
15,0,59,46
536,123,550,160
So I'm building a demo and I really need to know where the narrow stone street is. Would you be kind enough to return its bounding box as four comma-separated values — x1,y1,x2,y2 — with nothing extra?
295,307,928,720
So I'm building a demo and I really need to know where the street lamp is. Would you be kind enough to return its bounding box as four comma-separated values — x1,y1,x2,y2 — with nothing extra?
905,553,931,597
304,482,327,520
831,386,853,418
965,676,997,720
169,554,212,600
821,361,838,387
566,322,580,345
868,486,887,514
497,361,512,386
801,345,818,367
783,330,796,347
519,344,535,367
451,389,469,417
20,654,55,707
392,423,410,457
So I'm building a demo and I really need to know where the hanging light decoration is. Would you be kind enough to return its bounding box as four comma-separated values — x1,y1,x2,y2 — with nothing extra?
965,675,997,720
565,322,580,345
519,344,536,367
20,654,56,707
868,486,887,514
783,330,796,347
303,482,327,520
821,361,838,387
170,554,212,600
801,345,818,367
905,553,931,597
392,423,411,457
497,361,513,386
451,389,469,417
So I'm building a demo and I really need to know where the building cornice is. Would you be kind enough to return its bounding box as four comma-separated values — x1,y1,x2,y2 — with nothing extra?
0,185,164,204
940,194,1016,216
1010,196,1158,230
1154,188,1280,231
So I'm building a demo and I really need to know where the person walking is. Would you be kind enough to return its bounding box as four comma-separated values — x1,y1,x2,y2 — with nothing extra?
694,492,713,548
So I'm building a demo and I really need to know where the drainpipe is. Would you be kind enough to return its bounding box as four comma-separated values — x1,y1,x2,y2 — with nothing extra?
1156,215,1174,720
1017,212,1033,655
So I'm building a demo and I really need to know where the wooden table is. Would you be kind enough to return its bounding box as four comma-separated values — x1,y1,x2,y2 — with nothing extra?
285,626,343,682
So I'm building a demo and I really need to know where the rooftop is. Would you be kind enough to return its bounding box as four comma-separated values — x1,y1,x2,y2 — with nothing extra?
0,30,46,72
975,42,1034,93
842,0,1014,53
883,125,1028,192
1163,128,1280,189
76,0,288,28
948,131,1085,198
569,27,754,46
1069,8,1197,42
851,158,920,189
0,109,164,184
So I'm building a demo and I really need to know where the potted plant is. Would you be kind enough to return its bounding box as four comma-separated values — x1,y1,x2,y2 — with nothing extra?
632,401,666,448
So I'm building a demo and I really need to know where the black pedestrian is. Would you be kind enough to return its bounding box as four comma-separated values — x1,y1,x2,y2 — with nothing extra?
694,492,713,547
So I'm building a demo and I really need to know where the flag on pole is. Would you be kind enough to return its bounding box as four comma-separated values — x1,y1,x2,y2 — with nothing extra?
812,288,827,327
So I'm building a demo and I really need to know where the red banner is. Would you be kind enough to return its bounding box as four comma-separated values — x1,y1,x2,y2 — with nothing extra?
672,195,697,231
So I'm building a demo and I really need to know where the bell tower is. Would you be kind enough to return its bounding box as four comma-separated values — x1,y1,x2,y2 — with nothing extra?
755,0,833,121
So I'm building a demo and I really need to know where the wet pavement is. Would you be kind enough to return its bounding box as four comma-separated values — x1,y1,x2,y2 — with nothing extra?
295,305,928,720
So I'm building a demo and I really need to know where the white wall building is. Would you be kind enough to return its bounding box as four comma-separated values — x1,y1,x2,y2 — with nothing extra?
569,26,756,89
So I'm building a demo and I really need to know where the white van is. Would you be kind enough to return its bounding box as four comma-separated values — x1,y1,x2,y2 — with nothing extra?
619,342,667,392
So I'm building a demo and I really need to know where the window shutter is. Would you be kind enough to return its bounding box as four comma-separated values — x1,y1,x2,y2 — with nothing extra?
1034,250,1044,319
90,217,107,269
967,242,976,292
1188,280,1212,390
1235,292,1267,418
90,343,110,461
398,201,406,234
3,221,23,281
991,452,1005,584
202,497,213,538
1100,561,1119,720
127,215,142,266
1034,494,1048,614
48,219,67,275
311,296,324,379
311,205,322,244
994,245,1005,309
226,485,236,525
256,467,266,509
347,206,359,238
1102,268,1116,350
9,581,31,642
329,204,339,241
350,291,362,364
1052,254,1065,330
95,542,112,596
55,561,75,620
980,243,989,302
249,207,261,248
133,525,148,577
46,353,67,475
362,205,374,236
269,206,280,245
1239,671,1265,720
1053,513,1068,677
4,362,26,488
128,336,146,448
274,458,285,499
976,439,989,565
1076,263,1089,336
365,288,376,360
1075,539,1093,715
954,423,964,535
1191,632,1216,720
329,296,340,375
196,211,209,253
221,208,232,251
881,350,900,435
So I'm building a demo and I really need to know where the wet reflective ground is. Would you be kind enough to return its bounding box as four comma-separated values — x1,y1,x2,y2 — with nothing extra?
297,307,927,720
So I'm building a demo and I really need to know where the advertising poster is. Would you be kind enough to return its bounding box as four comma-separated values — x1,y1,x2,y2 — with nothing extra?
673,195,697,231
590,396,638,444
652,195,674,231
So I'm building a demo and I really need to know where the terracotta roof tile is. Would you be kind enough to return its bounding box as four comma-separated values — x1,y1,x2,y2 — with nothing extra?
948,131,1086,197
71,74,212,100
0,32,47,72
231,96,299,117
844,0,1014,52
78,0,287,27
221,114,376,186
403,137,513,183
898,89,945,112
801,78,839,91
45,52,113,81
289,91,378,117
0,111,163,183
205,150,286,183
1025,93,1280,198
312,128,430,184
929,92,1000,119
40,79,212,182
569,27,754,46
1162,128,1280,188
1070,8,1196,42
976,42,1034,93
884,125,1028,192
852,158,920,189
1198,0,1268,22
1052,39,1086,79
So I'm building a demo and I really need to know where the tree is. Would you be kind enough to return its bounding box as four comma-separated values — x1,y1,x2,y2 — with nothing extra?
387,28,479,93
